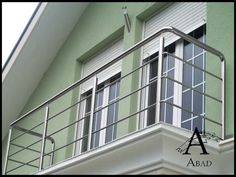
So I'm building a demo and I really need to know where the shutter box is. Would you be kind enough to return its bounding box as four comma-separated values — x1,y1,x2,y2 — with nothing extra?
143,2,206,58
81,39,123,93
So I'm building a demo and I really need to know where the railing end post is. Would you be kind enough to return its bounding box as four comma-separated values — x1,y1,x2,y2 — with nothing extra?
3,128,12,175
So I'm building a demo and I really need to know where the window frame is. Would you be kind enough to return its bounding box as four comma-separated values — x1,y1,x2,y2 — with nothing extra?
139,25,206,132
75,72,121,155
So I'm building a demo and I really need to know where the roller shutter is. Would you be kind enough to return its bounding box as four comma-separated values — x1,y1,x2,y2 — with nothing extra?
143,2,207,58
81,39,123,93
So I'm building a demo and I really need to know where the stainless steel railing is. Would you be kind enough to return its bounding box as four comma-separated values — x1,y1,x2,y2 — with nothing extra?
3,26,225,174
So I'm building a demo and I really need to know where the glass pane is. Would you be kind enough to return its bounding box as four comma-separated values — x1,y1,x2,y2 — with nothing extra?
182,90,192,110
150,60,158,79
148,81,157,105
163,56,167,73
95,93,99,108
161,78,166,100
105,126,113,143
182,110,192,122
195,84,203,92
193,85,203,115
194,37,204,56
94,132,100,147
95,90,104,108
167,70,174,98
106,79,120,143
194,54,204,86
109,83,116,101
147,73,157,126
107,104,115,124
194,44,203,56
106,104,115,143
182,120,191,130
160,102,165,122
85,96,91,113
184,42,193,60
147,79,156,126
113,103,119,140
168,55,175,69
92,110,102,148
96,111,102,129
166,98,173,124
98,91,103,107
116,81,120,97
193,117,202,133
183,62,192,90
81,115,90,152
147,106,155,126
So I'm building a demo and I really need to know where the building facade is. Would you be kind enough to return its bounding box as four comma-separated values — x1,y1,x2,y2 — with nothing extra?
2,2,234,175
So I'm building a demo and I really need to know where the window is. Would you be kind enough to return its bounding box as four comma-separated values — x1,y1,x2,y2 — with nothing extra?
181,26,206,132
141,25,206,133
78,73,120,153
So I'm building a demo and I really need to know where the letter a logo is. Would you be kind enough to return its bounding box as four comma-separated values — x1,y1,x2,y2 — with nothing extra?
183,127,209,155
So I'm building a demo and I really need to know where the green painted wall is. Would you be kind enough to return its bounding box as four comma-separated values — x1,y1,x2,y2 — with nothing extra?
2,2,166,174
205,3,234,138
116,2,170,138
2,2,234,174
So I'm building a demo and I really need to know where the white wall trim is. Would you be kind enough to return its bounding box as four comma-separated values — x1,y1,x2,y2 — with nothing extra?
36,123,234,175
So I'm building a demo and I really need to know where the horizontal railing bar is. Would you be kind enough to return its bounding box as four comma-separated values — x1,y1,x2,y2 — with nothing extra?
96,55,159,94
9,27,163,126
39,123,165,175
6,156,40,174
43,134,88,157
47,94,92,121
182,50,205,63
11,26,224,126
8,139,42,158
169,27,225,61
11,143,41,155
94,78,158,114
10,143,52,158
164,52,222,81
92,103,157,136
182,81,206,94
161,75,222,103
46,117,86,138
161,100,222,126
47,114,91,138
181,114,206,124
12,125,55,143
10,122,44,143
4,26,225,174
8,158,38,169
43,103,157,157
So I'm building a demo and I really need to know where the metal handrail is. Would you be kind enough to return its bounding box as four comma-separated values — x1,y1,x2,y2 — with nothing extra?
6,125,55,166
4,26,225,174
13,125,55,144
9,26,225,126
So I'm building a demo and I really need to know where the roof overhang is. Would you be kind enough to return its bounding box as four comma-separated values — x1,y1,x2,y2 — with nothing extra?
2,2,89,140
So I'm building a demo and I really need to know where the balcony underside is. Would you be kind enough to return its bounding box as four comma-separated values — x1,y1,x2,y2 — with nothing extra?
36,123,233,175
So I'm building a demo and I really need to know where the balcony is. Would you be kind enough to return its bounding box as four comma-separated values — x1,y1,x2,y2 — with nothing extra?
3,27,226,175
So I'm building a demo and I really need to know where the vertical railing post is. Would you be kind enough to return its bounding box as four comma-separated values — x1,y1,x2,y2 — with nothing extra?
221,59,225,139
87,76,97,150
49,141,55,167
39,105,49,171
3,128,12,175
156,34,165,123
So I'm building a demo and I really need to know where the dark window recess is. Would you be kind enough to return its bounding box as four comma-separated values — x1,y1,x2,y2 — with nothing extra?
181,25,206,132
146,42,175,126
